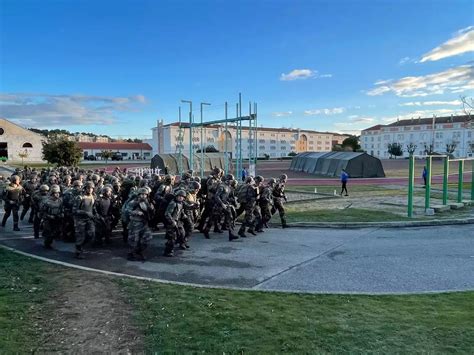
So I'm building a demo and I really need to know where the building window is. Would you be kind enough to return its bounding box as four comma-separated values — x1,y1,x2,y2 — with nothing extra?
270,146,276,150
281,146,286,150
259,139,265,143
281,140,286,144
270,140,276,144
22,142,33,148
259,145,265,150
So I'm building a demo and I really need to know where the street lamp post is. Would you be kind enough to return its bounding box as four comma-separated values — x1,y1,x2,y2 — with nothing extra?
200,102,211,178
181,100,193,172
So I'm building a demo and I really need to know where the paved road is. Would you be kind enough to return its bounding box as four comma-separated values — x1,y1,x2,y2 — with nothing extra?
1,214,473,294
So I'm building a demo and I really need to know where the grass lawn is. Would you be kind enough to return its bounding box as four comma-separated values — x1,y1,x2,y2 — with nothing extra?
282,207,410,223
0,248,57,352
2,248,474,353
287,184,404,197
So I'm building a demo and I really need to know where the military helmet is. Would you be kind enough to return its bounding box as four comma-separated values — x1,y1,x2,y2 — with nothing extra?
212,167,221,176
279,174,288,182
11,175,21,183
193,176,201,183
165,174,173,183
50,184,61,193
137,187,149,195
245,176,254,184
40,184,50,192
73,180,83,187
255,175,264,184
225,173,235,181
190,181,201,191
102,186,112,194
85,181,95,189
175,189,186,197
268,178,277,185
181,172,192,181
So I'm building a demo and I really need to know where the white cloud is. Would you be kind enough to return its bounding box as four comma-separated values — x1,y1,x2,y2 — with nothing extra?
279,69,332,81
280,69,316,81
272,111,293,117
351,117,374,123
399,57,411,65
374,79,392,85
0,93,146,127
421,27,474,62
304,107,345,115
367,65,474,97
399,100,462,107
348,115,359,119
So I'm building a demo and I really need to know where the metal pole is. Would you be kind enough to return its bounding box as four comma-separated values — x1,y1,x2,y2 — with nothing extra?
254,102,258,173
458,160,464,203
443,156,449,205
200,102,211,179
178,106,183,174
224,102,228,174
181,100,193,172
236,103,240,177
249,101,252,167
239,93,243,176
425,156,432,210
408,154,414,217
471,160,474,201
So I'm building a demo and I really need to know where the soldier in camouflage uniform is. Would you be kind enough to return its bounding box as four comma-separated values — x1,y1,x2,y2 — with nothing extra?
253,175,265,233
271,174,289,228
93,186,114,246
204,174,239,241
163,189,189,257
183,181,201,246
237,176,258,238
31,185,50,238
41,184,63,249
154,174,174,226
126,187,154,261
72,181,96,259
259,178,276,229
0,175,6,208
1,175,24,231
20,174,38,223
198,168,222,234
62,180,83,242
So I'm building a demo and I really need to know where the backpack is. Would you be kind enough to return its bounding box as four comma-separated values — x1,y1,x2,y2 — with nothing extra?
237,184,249,204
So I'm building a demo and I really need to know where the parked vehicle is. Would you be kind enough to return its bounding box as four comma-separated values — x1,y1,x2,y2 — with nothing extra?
111,153,123,161
84,155,97,161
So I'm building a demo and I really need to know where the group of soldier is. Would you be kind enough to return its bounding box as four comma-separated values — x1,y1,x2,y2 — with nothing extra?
0,166,288,261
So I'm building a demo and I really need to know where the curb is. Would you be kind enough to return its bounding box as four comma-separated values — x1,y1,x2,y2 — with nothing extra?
270,217,474,229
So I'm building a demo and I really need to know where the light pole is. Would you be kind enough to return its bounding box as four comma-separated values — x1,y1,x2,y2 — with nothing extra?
181,100,193,172
200,102,211,178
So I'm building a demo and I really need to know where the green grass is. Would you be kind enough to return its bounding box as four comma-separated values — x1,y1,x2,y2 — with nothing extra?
287,184,403,196
0,248,57,353
118,279,474,353
1,248,474,352
282,207,410,223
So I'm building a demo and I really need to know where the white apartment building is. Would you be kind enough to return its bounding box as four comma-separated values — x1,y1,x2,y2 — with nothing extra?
361,115,473,158
151,120,347,158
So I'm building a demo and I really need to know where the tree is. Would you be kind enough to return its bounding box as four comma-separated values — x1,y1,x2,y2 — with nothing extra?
341,136,360,152
100,150,114,163
446,142,457,156
18,149,29,164
387,143,403,159
42,138,83,166
288,151,297,157
406,143,417,155
460,95,473,120
332,144,343,151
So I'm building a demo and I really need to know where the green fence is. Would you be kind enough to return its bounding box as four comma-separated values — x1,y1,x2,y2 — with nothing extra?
407,155,474,217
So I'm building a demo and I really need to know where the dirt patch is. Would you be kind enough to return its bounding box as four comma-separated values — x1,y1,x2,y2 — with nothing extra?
34,270,143,353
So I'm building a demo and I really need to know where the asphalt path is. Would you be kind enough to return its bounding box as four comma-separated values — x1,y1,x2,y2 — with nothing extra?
1,214,473,294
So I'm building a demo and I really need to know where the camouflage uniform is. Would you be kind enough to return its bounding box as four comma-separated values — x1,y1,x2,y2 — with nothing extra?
31,186,50,238
72,183,96,258
163,190,189,256
259,179,275,228
126,188,154,261
20,177,38,223
206,176,239,241
198,170,221,233
62,181,82,242
271,174,289,228
237,177,258,237
1,176,24,231
41,185,63,248
93,187,114,245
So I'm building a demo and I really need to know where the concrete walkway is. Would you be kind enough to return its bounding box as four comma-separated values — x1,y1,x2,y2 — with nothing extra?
1,213,473,294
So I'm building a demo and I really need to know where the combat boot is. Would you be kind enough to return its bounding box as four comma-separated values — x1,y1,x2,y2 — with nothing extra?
1,215,7,227
203,229,211,239
13,223,20,231
238,225,247,238
247,227,257,236
229,231,239,241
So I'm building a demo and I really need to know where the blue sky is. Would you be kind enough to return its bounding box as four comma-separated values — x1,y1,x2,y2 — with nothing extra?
1,0,473,138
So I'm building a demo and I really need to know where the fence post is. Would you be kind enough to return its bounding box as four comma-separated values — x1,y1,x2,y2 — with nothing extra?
425,156,432,210
442,156,449,205
408,154,414,217
471,160,474,201
458,160,464,203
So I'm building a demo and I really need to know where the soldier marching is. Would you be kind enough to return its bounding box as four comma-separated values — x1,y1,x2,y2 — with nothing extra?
1,166,289,261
